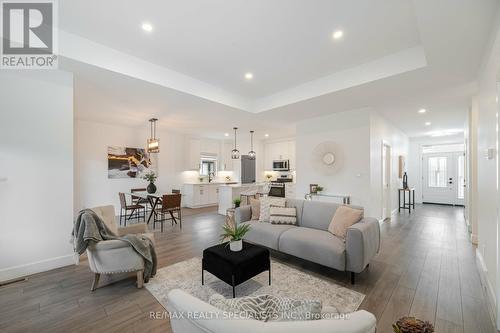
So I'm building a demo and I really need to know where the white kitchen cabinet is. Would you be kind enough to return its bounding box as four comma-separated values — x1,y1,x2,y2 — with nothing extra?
208,185,219,204
285,183,296,198
287,140,296,170
187,139,201,170
263,139,296,171
183,184,219,208
200,140,220,155
219,142,234,171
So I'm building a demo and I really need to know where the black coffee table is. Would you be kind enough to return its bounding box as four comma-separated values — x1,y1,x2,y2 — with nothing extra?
202,241,271,298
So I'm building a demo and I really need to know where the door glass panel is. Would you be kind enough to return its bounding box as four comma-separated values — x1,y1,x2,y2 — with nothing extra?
428,157,447,188
457,155,465,199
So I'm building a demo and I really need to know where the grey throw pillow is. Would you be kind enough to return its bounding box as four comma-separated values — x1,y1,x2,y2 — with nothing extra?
209,293,322,322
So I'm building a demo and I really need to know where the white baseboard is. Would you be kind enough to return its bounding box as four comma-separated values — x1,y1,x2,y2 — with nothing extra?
475,250,498,330
0,254,76,283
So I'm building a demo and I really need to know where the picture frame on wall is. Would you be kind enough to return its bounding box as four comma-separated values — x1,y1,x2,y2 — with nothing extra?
310,184,318,194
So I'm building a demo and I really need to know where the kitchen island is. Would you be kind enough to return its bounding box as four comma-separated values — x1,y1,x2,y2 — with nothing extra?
218,183,265,215
183,182,237,208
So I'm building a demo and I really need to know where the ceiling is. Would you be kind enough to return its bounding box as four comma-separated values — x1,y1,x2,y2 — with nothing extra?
59,0,499,138
60,0,421,99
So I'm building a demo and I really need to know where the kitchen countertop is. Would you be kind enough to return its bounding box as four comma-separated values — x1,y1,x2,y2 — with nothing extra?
183,182,238,185
218,182,266,188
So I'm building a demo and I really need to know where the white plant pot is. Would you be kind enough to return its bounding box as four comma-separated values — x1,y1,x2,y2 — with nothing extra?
229,240,243,252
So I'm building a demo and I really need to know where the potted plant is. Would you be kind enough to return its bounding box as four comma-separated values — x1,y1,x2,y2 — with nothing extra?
142,171,157,194
233,197,241,208
316,186,324,194
393,317,434,333
220,216,251,252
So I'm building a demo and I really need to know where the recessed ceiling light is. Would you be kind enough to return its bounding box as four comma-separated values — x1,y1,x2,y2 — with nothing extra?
245,72,253,80
141,22,153,32
264,134,269,137
425,122,431,126
332,30,343,40
418,109,426,114
224,133,229,137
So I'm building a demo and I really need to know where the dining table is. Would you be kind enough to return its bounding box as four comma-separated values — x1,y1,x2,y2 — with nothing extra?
125,191,163,224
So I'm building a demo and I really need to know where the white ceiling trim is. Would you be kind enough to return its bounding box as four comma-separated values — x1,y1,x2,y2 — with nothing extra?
59,30,253,111
60,30,427,114
252,46,427,113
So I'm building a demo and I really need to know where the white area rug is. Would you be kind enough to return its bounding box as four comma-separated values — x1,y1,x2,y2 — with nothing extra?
145,257,365,313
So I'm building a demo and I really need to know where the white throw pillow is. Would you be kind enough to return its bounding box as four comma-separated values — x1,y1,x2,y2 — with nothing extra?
269,206,297,225
259,197,286,222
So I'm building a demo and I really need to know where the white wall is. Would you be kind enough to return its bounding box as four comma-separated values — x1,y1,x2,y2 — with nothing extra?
296,109,372,213
466,101,478,244
369,112,409,219
406,134,465,204
475,5,500,326
75,120,189,213
0,71,74,282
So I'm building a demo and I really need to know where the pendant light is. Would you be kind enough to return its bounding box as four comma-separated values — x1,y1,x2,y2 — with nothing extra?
248,130,256,160
231,127,240,159
147,118,160,153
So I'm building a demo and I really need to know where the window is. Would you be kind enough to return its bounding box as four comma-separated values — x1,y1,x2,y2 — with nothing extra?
428,157,447,188
199,157,217,176
457,155,465,199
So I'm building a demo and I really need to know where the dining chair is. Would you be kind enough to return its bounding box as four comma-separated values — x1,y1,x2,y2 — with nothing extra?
131,188,150,212
154,194,182,232
119,192,146,226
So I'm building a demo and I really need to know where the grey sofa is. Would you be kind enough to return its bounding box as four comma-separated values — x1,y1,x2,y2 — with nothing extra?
234,199,380,284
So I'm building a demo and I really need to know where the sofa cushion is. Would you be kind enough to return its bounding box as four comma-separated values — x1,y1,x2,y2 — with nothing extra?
328,205,364,239
242,221,296,250
279,227,346,270
301,201,340,231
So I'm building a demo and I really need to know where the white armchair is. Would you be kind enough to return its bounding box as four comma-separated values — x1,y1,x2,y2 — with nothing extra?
87,205,155,291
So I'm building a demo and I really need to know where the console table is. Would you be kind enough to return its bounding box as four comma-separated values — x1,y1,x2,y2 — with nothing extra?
398,188,415,213
305,193,351,204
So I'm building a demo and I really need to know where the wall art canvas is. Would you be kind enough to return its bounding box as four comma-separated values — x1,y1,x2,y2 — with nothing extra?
107,146,155,179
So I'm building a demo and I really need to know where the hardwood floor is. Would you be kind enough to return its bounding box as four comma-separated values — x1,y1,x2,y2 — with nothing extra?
0,204,495,333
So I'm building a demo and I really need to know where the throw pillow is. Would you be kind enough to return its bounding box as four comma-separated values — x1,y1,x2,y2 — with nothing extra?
328,205,364,239
269,206,297,225
209,293,322,322
249,197,261,220
259,197,286,222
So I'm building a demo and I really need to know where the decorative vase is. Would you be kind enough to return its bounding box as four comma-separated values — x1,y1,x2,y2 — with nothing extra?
229,239,243,252
147,182,157,194
403,172,408,189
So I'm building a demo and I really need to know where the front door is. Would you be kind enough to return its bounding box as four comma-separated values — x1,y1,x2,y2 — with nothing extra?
422,152,465,205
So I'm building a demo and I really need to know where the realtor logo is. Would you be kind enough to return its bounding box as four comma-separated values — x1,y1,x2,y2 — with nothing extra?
1,0,58,69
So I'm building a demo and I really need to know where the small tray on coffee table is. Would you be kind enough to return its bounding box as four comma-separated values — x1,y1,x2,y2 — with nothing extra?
202,241,271,298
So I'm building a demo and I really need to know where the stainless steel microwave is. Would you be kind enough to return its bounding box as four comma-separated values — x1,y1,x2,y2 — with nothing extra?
272,160,289,171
